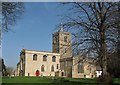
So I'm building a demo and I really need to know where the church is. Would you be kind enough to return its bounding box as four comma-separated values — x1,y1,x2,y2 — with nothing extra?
15,26,101,78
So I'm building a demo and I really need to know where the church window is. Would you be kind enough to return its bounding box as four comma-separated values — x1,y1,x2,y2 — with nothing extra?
78,63,84,73
43,55,47,61
52,56,56,62
57,64,59,69
33,54,37,61
51,65,54,72
41,65,44,72
64,36,67,42
90,67,91,73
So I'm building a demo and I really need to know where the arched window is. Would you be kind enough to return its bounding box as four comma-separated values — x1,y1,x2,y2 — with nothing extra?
41,65,44,72
78,63,84,73
33,54,37,61
52,56,56,62
51,65,54,72
43,55,47,61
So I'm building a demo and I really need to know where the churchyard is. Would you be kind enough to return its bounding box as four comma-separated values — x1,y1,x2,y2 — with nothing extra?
2,76,120,85
1,2,120,85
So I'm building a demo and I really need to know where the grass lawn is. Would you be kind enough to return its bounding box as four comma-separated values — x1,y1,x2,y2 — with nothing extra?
1,76,120,85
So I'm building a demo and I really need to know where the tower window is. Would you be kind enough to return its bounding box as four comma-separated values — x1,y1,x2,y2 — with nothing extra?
78,63,84,73
53,35,58,44
64,36,67,42
51,65,54,72
43,55,47,61
41,65,44,72
33,54,37,61
64,48,67,53
52,56,56,62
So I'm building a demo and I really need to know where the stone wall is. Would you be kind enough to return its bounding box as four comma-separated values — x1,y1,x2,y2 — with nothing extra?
72,56,96,78
19,49,60,76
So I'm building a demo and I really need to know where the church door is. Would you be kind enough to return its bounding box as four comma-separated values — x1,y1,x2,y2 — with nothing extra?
36,70,40,77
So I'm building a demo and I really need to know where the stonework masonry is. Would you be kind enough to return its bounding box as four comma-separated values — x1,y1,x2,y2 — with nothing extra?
16,28,100,78
17,50,60,76
52,30,73,77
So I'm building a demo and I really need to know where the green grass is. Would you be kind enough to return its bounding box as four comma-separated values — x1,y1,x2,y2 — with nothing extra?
1,76,120,85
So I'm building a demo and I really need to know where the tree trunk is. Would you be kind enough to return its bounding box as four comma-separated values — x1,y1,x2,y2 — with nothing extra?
100,27,108,76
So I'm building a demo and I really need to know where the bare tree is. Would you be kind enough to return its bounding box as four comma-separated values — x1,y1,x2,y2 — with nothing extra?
0,2,24,47
0,58,6,76
1,2,24,32
107,4,120,77
60,2,119,77
2,2,24,31
6,66,14,76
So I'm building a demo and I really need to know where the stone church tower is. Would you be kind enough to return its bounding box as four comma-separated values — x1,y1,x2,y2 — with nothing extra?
52,25,73,77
